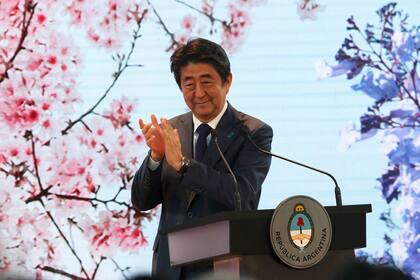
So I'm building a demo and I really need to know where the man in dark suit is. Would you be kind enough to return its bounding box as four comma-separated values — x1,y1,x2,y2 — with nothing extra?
131,38,272,280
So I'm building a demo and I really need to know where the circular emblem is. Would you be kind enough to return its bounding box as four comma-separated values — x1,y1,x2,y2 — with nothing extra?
270,196,332,269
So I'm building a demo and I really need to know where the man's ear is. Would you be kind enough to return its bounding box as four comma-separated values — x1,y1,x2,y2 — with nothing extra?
224,73,233,92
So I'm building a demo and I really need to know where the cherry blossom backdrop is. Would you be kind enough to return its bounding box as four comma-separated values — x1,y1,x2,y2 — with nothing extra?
0,0,266,279
0,0,418,279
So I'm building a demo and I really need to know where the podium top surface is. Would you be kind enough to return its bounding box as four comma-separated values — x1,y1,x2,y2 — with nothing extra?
167,204,372,233
167,204,372,266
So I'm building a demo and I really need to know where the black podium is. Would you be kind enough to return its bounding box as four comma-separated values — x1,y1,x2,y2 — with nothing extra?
167,204,371,280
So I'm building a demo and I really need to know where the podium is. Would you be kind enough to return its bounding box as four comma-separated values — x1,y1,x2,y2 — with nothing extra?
167,204,371,280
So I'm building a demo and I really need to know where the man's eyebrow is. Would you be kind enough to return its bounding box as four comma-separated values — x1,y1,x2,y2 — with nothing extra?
181,73,214,82
199,74,213,80
181,76,194,82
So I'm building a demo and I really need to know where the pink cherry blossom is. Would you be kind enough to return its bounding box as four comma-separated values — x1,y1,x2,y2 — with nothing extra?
0,0,266,278
296,0,326,21
64,0,147,51
80,211,146,257
221,4,250,52
104,97,137,129
201,0,215,16
181,15,196,32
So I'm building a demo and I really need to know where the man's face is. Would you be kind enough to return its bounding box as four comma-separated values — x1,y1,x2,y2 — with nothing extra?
179,63,232,122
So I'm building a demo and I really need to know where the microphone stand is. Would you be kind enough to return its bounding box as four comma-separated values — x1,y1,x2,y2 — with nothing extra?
211,130,242,211
241,128,343,206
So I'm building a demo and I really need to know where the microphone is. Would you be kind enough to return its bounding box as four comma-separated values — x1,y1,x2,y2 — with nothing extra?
239,126,343,206
211,129,242,211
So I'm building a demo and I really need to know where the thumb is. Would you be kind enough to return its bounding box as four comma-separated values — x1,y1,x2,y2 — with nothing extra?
151,114,160,129
138,118,144,129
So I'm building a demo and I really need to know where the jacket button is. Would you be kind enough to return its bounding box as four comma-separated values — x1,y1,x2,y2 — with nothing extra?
187,212,193,218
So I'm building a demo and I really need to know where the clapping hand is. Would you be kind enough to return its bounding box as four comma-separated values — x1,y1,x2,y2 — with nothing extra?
139,115,183,171
139,114,165,161
160,118,183,172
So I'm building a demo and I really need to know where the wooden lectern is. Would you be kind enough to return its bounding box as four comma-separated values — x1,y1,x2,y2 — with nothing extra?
167,204,371,280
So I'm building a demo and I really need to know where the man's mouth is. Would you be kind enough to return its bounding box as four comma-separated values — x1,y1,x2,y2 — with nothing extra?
195,100,210,105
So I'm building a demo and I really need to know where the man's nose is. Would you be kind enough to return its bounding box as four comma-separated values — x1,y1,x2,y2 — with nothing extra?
195,83,205,97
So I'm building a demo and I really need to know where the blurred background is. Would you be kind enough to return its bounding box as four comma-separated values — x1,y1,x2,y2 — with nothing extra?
0,0,418,279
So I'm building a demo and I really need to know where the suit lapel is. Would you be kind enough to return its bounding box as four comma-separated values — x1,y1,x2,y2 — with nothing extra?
177,113,193,159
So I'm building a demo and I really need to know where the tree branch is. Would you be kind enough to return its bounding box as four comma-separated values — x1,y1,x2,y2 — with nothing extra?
61,10,148,135
174,0,228,27
110,258,130,280
26,130,44,192
52,192,136,211
37,265,88,280
24,133,91,279
40,200,91,280
146,0,180,51
91,256,106,280
353,19,420,110
0,0,37,84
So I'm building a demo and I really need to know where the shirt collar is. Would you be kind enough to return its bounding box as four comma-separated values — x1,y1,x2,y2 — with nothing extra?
192,101,228,133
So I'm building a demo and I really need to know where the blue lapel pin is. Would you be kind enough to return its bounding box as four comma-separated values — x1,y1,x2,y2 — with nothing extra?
227,131,235,139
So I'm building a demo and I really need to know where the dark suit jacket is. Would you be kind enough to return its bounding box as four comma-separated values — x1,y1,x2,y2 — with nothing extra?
131,104,273,280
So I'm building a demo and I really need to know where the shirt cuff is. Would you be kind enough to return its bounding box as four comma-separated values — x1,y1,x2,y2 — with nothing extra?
148,156,161,171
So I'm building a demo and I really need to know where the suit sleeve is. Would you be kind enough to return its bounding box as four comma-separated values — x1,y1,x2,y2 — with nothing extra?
131,151,163,211
180,124,273,211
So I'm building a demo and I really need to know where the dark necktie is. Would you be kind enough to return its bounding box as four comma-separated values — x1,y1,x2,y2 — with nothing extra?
195,123,212,162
